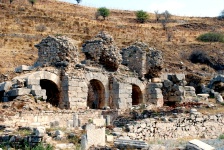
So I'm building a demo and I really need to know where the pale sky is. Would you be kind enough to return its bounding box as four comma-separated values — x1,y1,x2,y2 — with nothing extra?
62,0,224,17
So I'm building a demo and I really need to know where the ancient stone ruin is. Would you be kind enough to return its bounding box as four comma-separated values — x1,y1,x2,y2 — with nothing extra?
0,31,202,110
0,31,224,150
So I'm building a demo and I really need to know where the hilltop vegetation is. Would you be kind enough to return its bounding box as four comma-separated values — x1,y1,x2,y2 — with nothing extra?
0,0,224,81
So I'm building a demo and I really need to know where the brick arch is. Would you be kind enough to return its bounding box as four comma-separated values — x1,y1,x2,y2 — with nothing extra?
85,72,109,108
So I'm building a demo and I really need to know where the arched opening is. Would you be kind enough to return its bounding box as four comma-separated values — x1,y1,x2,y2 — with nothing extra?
40,79,60,107
87,79,105,109
132,84,143,105
0,90,4,102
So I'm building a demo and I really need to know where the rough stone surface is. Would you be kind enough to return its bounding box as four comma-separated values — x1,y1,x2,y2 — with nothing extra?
82,31,122,71
35,35,79,68
122,42,163,78
186,139,215,150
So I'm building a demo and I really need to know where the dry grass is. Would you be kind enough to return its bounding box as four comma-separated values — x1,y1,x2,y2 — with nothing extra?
0,0,223,81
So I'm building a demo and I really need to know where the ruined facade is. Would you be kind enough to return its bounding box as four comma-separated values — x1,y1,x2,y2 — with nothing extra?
0,32,199,110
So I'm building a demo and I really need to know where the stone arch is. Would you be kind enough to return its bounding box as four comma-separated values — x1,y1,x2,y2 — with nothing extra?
125,77,145,104
132,84,143,105
85,72,109,108
27,71,61,107
87,79,105,109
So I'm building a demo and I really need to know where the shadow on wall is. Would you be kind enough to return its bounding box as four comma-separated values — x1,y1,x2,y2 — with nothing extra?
40,79,60,107
87,79,105,109
132,84,143,105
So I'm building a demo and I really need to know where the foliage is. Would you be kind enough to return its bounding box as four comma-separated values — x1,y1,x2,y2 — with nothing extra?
219,134,224,139
97,7,110,20
189,50,210,64
28,0,36,6
76,0,81,4
218,9,224,20
197,32,224,43
136,10,149,23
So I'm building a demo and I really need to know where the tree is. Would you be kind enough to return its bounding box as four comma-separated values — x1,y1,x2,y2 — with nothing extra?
136,10,149,23
28,0,36,6
218,9,224,20
162,10,171,22
76,0,81,4
97,7,110,20
154,10,161,22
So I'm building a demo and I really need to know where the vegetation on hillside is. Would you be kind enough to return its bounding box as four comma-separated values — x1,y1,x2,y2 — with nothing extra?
135,10,149,23
97,7,110,20
197,32,224,43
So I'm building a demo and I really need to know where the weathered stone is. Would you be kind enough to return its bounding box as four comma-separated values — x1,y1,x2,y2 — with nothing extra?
7,88,31,97
82,31,122,71
186,139,215,150
33,126,46,136
122,42,163,78
15,65,34,73
35,35,79,68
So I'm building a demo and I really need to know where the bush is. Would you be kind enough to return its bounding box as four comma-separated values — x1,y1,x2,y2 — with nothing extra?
136,10,149,23
189,50,210,64
197,32,224,42
97,7,110,20
219,134,224,139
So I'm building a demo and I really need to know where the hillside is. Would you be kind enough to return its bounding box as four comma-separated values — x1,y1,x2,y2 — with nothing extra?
0,0,224,82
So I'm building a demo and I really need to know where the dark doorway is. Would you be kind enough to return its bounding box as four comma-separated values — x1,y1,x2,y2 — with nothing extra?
87,79,105,109
0,90,4,102
40,79,60,107
132,84,143,105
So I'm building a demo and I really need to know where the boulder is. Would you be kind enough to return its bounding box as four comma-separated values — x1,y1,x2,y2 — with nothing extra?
33,126,46,136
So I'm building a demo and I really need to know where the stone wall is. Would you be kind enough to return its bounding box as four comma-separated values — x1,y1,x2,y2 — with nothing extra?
122,42,163,78
35,36,79,68
125,113,224,141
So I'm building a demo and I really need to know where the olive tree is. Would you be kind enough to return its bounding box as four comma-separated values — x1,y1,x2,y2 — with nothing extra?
136,10,149,23
97,7,110,20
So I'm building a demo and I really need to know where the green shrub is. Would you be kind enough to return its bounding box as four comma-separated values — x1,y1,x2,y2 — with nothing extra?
97,7,110,20
197,32,224,42
219,134,224,139
136,10,149,23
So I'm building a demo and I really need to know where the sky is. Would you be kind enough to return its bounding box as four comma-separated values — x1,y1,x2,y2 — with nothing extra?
62,0,224,17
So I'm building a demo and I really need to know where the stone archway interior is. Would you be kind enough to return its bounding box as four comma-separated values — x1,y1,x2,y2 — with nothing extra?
0,90,4,102
132,84,143,105
40,79,60,107
87,79,105,109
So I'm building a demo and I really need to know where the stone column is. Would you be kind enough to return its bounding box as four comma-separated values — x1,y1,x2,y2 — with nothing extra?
106,115,110,126
73,113,79,127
